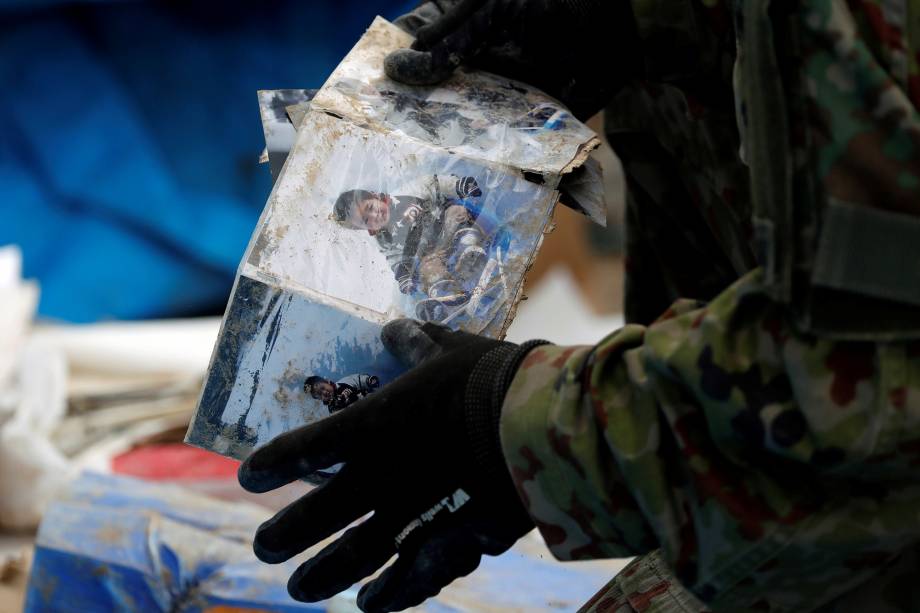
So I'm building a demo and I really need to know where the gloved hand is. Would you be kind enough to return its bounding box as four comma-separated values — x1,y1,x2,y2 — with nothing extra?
238,320,548,612
456,175,482,199
394,261,418,294
386,0,639,120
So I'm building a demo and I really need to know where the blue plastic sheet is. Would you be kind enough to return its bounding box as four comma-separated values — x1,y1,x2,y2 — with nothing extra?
24,472,321,612
26,473,623,611
0,0,413,322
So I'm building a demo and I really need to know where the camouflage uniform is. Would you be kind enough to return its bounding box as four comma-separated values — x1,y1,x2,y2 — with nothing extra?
500,0,920,610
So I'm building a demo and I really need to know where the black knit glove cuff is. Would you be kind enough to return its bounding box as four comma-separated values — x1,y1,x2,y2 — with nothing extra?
464,339,551,485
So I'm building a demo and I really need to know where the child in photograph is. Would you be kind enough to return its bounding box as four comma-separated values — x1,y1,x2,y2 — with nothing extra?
304,373,380,413
332,174,490,320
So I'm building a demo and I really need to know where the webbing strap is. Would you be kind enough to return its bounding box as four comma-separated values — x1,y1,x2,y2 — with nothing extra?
812,199,920,307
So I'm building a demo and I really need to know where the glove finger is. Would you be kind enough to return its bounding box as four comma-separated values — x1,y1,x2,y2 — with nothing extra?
417,321,480,344
392,1,444,36
412,0,488,49
384,48,453,86
238,402,370,493
381,319,444,367
384,0,493,85
357,527,483,612
253,464,375,564
381,319,485,368
287,513,397,603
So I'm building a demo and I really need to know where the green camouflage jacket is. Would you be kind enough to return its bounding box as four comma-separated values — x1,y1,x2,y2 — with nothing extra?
500,0,920,611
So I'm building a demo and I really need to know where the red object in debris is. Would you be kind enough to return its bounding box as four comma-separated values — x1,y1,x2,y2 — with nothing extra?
113,443,240,480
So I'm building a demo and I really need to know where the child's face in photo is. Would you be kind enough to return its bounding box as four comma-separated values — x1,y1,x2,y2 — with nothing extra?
310,381,335,403
349,195,390,233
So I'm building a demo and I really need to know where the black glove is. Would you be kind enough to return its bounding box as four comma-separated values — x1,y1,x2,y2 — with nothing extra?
393,260,418,295
386,0,639,120
456,176,482,199
238,320,549,612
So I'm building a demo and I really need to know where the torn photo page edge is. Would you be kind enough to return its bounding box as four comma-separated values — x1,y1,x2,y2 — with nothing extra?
311,17,601,180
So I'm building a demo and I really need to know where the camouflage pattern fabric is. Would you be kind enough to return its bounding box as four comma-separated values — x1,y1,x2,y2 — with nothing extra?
789,0,920,217
738,0,920,335
502,271,920,611
499,1,920,609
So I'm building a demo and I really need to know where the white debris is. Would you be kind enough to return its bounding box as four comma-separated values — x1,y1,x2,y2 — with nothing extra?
0,245,71,530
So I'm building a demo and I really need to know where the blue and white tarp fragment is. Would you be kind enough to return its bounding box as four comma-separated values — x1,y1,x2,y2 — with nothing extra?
24,472,322,613
25,472,626,611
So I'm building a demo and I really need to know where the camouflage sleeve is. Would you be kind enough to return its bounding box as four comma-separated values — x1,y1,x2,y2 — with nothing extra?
500,269,920,610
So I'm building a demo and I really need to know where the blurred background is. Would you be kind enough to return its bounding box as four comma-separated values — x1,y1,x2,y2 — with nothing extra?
0,1,628,610
1,0,625,324
2,0,417,322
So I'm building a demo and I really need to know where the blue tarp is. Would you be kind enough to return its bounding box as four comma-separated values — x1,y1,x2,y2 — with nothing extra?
0,1,413,322
25,472,323,612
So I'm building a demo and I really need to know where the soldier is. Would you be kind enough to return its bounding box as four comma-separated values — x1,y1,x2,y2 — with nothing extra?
240,1,920,612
